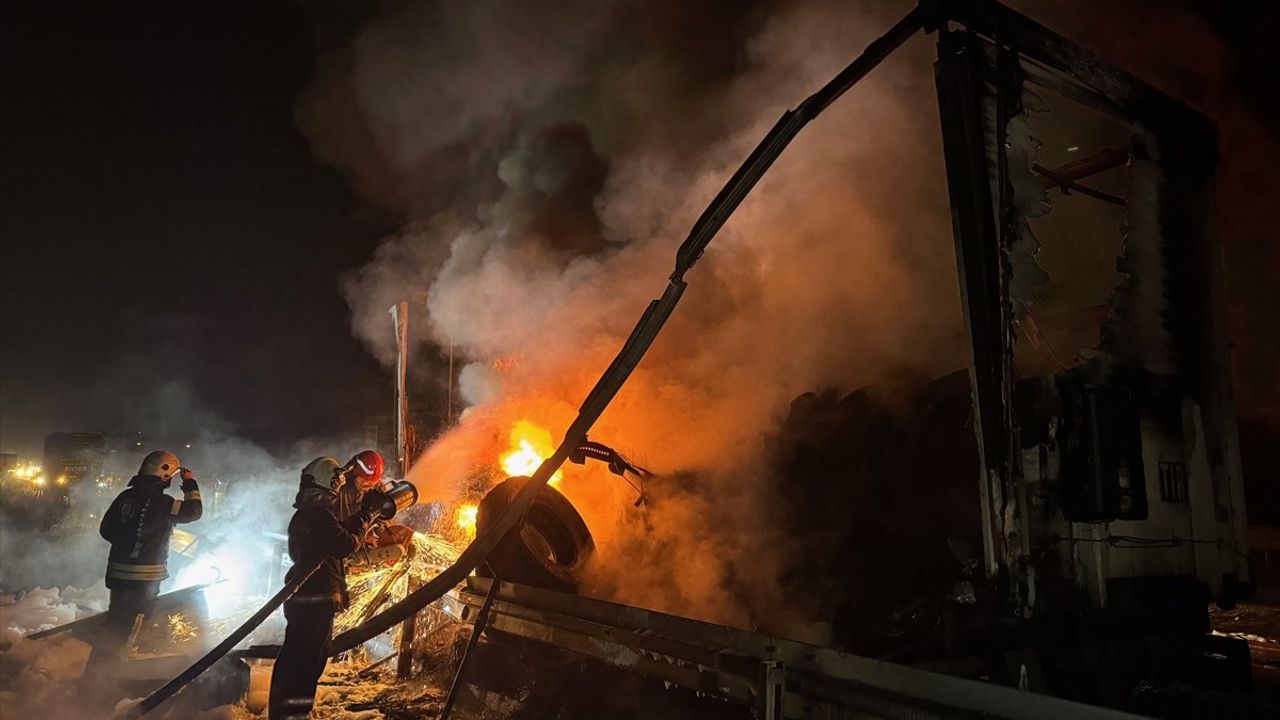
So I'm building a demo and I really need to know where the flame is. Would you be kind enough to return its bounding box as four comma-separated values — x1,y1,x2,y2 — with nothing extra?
499,420,562,489
456,504,478,536
500,440,545,476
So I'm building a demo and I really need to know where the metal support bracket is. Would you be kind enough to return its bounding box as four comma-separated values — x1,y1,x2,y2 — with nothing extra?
762,660,786,720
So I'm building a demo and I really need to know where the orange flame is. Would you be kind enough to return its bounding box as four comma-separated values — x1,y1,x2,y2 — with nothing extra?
499,420,562,489
456,503,478,537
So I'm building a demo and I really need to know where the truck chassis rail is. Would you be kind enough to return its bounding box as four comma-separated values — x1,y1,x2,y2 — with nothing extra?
458,578,1145,720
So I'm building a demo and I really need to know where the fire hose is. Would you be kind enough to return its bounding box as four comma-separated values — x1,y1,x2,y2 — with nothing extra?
130,560,323,717
131,6,923,714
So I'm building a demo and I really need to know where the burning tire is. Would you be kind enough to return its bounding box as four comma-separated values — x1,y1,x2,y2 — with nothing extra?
475,476,595,593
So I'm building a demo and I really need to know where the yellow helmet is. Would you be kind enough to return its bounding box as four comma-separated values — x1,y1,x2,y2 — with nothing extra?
138,450,182,481
301,456,345,492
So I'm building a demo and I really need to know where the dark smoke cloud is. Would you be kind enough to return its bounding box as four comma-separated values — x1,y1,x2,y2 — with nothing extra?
295,0,967,634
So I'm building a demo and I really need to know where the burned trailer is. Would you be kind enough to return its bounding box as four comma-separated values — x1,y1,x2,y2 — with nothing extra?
439,2,1257,715
933,0,1252,700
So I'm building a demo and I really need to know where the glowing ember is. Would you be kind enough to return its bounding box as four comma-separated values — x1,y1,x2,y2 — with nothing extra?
336,532,464,635
167,612,199,644
499,420,563,488
457,504,478,536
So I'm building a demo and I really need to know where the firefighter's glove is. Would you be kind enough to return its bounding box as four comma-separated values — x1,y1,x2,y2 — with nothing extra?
360,490,398,521
179,467,199,492
356,516,376,544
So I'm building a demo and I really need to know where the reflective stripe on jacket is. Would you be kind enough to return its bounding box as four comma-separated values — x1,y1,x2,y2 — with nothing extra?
106,561,168,582
100,475,202,589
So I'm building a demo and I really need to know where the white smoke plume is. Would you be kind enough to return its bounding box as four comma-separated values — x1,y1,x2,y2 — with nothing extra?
300,0,968,636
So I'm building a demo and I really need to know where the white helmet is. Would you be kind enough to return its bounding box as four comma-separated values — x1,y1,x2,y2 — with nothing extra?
138,450,181,481
301,456,345,492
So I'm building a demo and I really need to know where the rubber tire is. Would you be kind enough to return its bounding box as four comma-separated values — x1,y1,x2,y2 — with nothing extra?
475,476,595,593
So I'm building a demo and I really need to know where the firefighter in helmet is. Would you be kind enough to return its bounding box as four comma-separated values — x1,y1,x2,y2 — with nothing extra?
335,450,414,565
269,456,387,720
86,450,202,674
334,449,385,522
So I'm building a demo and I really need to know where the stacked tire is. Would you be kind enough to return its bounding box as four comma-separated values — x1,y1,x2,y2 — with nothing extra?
474,476,595,593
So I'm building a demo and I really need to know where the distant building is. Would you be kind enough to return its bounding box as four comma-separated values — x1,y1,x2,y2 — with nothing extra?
0,453,16,476
42,432,106,504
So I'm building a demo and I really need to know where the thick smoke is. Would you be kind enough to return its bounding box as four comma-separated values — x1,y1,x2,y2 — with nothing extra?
301,0,967,636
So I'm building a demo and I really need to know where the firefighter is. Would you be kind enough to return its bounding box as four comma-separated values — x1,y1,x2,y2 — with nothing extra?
85,450,201,674
268,456,384,720
334,449,385,522
336,450,414,560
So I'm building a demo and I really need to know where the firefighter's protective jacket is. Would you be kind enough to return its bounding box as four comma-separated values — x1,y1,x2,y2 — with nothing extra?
285,485,366,608
99,474,202,589
334,480,362,523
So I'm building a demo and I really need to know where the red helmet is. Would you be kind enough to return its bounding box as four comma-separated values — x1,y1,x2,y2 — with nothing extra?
348,450,385,490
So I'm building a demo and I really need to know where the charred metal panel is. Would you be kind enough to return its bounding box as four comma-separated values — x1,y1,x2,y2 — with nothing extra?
1105,133,1173,376
1058,383,1147,522
940,0,1216,163
459,578,1146,720
933,0,1247,607
934,29,1010,576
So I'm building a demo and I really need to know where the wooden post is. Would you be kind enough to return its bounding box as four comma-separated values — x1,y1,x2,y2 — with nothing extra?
396,574,422,678
389,301,410,478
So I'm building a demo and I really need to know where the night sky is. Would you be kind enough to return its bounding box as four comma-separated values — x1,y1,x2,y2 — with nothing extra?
1,3,392,455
